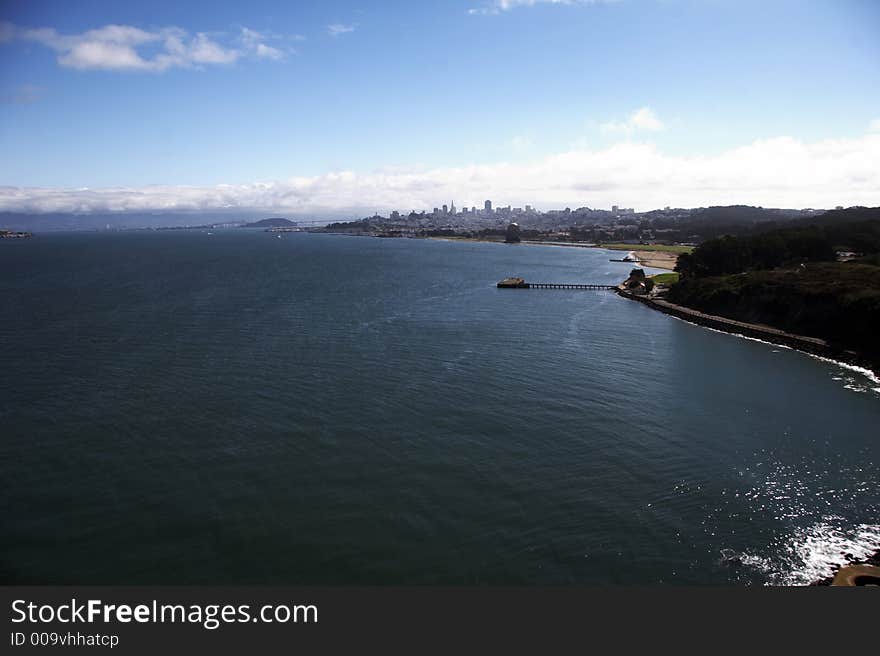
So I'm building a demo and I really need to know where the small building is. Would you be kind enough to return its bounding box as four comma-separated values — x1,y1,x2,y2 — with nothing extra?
497,277,529,288
623,268,649,295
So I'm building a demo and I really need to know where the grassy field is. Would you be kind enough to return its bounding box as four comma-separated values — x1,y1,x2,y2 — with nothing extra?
648,272,680,284
601,243,694,254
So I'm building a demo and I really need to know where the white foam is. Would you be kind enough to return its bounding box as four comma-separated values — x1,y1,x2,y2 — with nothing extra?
660,312,880,396
740,521,880,586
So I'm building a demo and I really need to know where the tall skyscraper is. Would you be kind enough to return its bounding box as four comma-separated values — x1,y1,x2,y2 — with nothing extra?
484,200,492,214
450,201,456,215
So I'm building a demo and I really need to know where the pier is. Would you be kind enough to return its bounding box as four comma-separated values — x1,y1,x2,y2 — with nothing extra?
497,277,615,290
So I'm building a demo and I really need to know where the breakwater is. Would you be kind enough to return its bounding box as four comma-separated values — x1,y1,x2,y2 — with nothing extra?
616,287,877,374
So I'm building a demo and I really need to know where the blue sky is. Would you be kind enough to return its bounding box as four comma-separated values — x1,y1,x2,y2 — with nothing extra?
1,0,879,214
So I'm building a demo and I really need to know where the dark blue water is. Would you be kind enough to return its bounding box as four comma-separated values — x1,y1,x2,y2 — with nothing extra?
1,231,878,584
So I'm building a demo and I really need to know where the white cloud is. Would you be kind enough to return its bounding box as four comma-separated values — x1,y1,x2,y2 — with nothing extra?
240,27,286,60
469,0,614,16
3,131,879,215
600,106,665,135
254,43,284,60
327,24,355,37
189,33,239,64
0,22,286,71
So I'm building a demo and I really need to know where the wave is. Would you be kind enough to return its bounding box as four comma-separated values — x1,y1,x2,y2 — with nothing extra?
736,520,880,586
663,313,880,396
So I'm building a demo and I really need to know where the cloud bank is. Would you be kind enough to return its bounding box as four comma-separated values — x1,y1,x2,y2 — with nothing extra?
0,22,287,71
3,130,879,215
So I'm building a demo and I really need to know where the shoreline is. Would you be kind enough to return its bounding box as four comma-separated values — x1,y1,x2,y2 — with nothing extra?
629,250,677,270
326,232,681,270
616,287,880,379
424,236,680,269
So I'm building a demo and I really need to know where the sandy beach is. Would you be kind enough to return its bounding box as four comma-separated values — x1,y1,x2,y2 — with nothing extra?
424,236,682,269
632,250,678,270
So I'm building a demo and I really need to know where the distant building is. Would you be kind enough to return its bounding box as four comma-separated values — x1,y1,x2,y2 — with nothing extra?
450,201,456,215
442,204,448,214
484,199,493,214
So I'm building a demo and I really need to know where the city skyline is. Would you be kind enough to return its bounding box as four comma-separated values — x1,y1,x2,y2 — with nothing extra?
1,0,879,216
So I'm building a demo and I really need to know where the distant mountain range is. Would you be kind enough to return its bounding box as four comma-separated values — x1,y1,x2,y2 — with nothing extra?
0,212,306,232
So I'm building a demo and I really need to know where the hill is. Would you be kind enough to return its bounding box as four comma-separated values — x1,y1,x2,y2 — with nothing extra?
667,262,880,365
663,208,880,371
241,218,297,228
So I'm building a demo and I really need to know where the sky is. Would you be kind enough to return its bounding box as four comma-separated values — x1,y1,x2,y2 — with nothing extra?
1,0,879,216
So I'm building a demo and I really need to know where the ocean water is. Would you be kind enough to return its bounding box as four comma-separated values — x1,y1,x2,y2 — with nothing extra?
1,230,878,585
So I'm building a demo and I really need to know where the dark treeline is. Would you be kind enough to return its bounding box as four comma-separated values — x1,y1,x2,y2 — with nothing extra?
675,207,880,279
666,207,880,369
666,263,880,365
807,208,880,253
674,227,835,278
652,206,809,239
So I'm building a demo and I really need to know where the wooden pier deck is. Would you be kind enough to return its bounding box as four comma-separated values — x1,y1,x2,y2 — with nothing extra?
527,283,615,290
497,278,615,290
